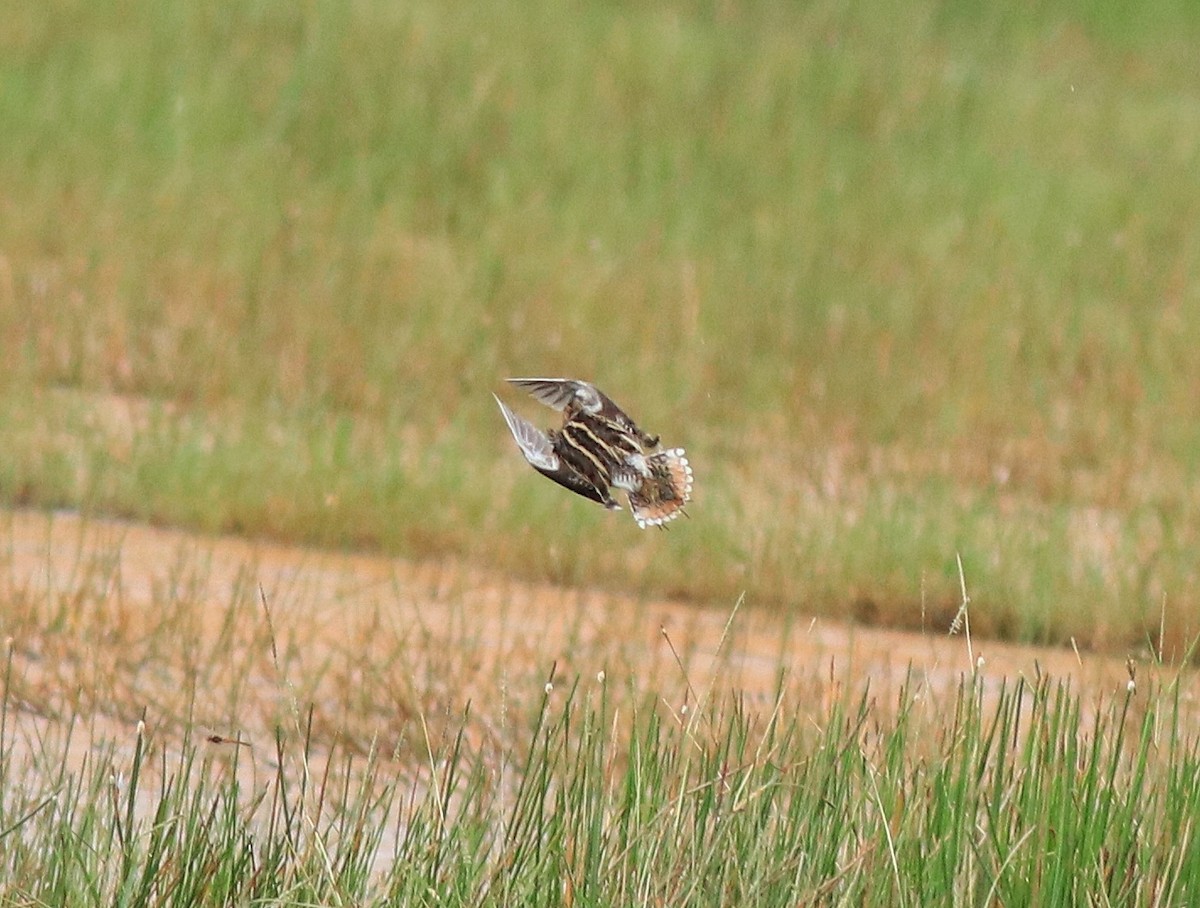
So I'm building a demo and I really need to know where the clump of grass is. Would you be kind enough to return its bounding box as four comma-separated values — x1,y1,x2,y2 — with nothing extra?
3,638,1200,904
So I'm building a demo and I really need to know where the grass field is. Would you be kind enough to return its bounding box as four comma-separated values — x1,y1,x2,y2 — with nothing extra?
4,0,1200,650
4,2,1200,895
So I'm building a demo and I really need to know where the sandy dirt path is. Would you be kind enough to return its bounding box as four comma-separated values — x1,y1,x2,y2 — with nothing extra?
1,507,1138,724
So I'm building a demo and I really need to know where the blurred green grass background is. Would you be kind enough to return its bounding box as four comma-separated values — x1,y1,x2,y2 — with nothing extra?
3,0,1200,652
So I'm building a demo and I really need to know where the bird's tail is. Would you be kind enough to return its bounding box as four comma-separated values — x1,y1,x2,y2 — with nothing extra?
628,448,693,529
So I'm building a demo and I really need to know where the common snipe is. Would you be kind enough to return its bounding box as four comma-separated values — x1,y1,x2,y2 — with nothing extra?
494,378,693,528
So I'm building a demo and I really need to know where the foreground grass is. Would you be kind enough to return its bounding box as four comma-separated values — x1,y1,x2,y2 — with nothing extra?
1,517,1198,905
4,0,1200,648
4,657,1199,905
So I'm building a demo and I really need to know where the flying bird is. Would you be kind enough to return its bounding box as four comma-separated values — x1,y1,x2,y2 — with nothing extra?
494,378,693,528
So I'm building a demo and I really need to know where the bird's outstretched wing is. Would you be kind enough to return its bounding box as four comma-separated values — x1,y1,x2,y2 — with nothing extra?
493,395,614,507
506,378,594,412
507,377,657,445
494,394,557,470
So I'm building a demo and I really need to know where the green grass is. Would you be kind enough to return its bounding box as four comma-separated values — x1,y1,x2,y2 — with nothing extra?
4,0,1200,649
4,648,1200,905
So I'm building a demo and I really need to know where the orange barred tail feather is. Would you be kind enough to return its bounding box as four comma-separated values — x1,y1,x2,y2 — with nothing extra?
628,448,693,529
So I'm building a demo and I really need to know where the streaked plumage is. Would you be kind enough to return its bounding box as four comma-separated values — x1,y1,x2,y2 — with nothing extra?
495,378,693,528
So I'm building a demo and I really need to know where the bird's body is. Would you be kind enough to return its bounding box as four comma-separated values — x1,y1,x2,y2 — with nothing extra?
495,378,693,528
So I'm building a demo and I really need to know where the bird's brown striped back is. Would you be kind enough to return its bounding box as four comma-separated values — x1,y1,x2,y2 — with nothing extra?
557,415,642,490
